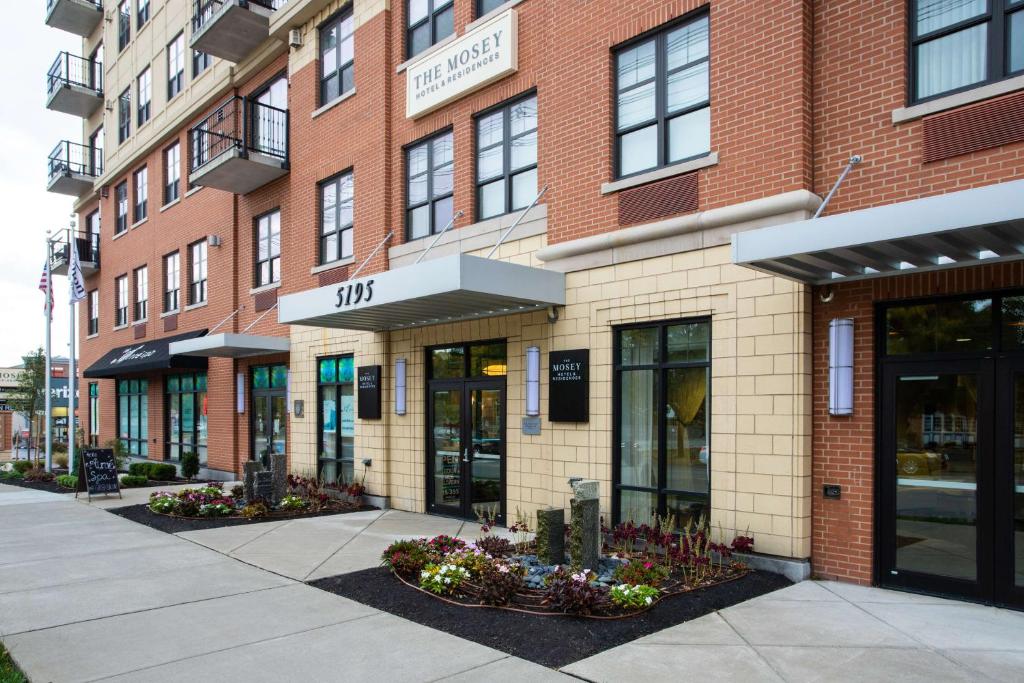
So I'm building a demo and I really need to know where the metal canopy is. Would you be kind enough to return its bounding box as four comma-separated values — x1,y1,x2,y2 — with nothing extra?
731,179,1024,284
168,333,290,359
278,253,566,331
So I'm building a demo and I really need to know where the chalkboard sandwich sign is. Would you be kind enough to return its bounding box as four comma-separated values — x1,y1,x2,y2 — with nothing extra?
76,448,122,500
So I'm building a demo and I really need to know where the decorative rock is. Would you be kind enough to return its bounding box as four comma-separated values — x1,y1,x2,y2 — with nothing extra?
535,507,565,566
569,497,600,572
270,452,287,504
243,461,264,501
255,471,274,503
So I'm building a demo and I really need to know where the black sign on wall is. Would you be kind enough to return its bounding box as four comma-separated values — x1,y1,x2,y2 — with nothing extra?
549,349,589,422
357,365,382,420
77,449,121,499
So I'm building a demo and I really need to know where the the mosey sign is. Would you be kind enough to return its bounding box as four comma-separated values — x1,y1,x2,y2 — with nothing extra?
406,9,518,118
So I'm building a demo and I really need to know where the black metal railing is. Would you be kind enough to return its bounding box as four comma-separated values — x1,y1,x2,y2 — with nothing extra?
46,0,103,11
48,140,103,182
191,0,287,34
188,95,289,174
47,51,102,97
50,231,101,272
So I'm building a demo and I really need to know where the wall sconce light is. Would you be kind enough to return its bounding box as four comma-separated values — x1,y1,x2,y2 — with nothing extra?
829,318,854,416
526,346,540,417
395,358,406,415
236,372,245,413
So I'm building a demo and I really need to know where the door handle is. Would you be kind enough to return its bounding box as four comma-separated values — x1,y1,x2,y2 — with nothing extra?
462,448,470,463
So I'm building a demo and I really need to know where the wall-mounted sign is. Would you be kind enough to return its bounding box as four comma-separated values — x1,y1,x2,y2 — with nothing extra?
357,365,382,420
521,416,541,435
549,349,589,422
406,9,518,118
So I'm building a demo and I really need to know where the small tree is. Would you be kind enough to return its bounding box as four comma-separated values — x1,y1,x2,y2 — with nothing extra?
181,452,200,481
8,349,47,468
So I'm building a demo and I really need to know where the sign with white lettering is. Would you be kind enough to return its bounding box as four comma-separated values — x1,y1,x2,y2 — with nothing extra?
357,365,382,420
406,9,518,118
549,349,588,422
77,448,121,499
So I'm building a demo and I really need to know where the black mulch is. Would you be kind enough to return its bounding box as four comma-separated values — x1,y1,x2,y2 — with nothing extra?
108,502,377,534
309,567,791,668
0,477,71,494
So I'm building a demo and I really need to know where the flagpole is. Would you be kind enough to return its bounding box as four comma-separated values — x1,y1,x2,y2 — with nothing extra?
68,225,77,477
44,232,53,473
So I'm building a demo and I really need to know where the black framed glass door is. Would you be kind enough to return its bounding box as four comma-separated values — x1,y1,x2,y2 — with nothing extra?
251,364,287,466
995,357,1024,607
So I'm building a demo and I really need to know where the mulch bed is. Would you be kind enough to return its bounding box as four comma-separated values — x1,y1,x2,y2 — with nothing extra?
309,567,791,668
0,477,72,494
108,502,377,534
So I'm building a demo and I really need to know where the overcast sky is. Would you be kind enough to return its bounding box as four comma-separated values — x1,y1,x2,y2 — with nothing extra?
0,4,83,367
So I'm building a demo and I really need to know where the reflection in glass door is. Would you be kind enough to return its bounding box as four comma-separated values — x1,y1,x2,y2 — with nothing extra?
430,387,462,514
469,385,503,522
1014,374,1024,591
251,364,287,466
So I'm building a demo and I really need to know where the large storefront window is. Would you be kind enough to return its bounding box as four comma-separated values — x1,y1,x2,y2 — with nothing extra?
118,379,148,456
166,373,208,464
318,356,355,485
614,320,710,525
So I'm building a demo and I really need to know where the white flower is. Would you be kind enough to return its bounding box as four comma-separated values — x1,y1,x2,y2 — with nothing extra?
645,597,653,604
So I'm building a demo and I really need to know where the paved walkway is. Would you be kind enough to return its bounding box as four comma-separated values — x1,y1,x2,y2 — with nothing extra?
2,483,1023,682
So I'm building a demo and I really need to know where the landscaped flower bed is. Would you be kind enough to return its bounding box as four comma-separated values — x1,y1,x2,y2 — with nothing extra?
146,480,361,521
380,517,757,618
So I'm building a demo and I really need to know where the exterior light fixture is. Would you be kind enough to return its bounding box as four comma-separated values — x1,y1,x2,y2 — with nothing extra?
395,358,406,415
828,318,854,416
526,346,540,417
236,372,245,413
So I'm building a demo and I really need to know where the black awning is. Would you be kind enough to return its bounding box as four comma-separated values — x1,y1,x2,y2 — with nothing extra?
83,330,209,378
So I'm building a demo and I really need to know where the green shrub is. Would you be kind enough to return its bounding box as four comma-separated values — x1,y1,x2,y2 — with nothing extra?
120,475,148,488
128,463,150,477
147,463,178,481
241,502,269,519
12,460,34,474
56,474,78,489
1,470,25,480
181,452,200,480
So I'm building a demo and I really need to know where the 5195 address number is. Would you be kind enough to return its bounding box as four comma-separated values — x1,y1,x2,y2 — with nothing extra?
336,280,374,308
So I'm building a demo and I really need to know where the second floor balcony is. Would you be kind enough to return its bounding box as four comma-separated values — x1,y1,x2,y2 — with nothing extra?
50,230,100,277
47,140,102,196
190,0,286,63
46,52,103,118
44,0,102,37
188,95,289,194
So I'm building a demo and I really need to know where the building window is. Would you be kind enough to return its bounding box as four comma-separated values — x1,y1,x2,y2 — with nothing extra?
118,88,131,143
136,67,151,126
188,240,207,305
88,383,99,447
164,142,180,204
614,12,710,178
166,373,207,464
137,0,149,29
118,1,130,51
164,252,179,312
115,181,128,235
476,0,504,17
88,290,99,335
192,50,212,78
405,130,454,240
319,172,354,265
255,210,281,287
115,275,128,327
117,379,148,456
407,0,454,59
911,0,1024,102
476,94,538,220
318,355,355,485
614,319,710,526
133,166,147,222
133,265,148,321
90,42,103,90
89,126,103,175
167,33,185,100
86,209,101,249
320,10,354,105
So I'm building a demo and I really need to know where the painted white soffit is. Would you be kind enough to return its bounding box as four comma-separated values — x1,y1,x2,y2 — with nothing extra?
169,333,290,358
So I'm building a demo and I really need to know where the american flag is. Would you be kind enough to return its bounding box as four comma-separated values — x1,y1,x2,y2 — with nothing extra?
38,262,52,320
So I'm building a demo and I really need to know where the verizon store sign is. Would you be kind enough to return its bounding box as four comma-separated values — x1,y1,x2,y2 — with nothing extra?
406,9,518,118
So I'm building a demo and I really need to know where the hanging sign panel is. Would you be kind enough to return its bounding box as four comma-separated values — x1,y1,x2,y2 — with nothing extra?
549,349,589,422
357,365,382,420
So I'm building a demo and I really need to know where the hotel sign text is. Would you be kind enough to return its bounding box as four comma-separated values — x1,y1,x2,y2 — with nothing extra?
406,9,518,118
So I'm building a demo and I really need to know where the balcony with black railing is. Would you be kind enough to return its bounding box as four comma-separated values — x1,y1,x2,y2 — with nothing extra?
46,52,103,117
188,95,289,194
47,140,102,196
190,0,287,63
50,230,100,277
44,0,103,37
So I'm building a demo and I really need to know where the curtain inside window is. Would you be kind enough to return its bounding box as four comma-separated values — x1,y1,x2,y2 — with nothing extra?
916,22,987,99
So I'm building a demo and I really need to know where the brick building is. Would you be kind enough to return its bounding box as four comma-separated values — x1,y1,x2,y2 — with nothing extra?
45,0,1023,606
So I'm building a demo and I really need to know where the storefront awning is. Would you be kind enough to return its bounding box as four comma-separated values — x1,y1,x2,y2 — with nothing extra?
279,253,565,331
82,330,209,378
168,333,290,358
731,179,1024,284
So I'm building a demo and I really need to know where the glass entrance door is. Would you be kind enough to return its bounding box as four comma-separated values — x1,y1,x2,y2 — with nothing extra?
251,365,287,466
996,359,1024,607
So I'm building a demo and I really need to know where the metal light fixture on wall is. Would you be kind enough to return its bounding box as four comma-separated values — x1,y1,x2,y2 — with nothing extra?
395,358,406,416
828,318,854,416
525,346,540,417
236,372,245,413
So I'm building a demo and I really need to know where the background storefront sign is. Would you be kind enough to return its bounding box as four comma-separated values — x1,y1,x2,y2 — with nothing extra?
357,365,382,420
406,9,518,118
549,349,589,422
